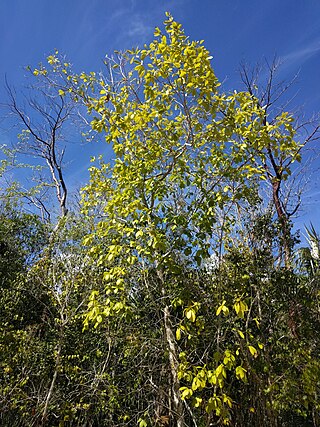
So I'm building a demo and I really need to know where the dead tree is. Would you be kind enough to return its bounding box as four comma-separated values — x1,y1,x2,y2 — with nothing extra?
240,59,320,267
5,81,73,219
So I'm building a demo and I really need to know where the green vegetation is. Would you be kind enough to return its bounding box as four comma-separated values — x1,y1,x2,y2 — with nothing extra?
1,14,319,426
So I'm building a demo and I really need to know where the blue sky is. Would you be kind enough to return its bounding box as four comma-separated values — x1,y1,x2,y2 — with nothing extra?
0,0,320,226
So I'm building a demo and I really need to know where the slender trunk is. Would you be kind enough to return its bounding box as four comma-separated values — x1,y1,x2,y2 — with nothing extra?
163,303,185,427
41,339,62,425
155,257,185,426
272,179,290,268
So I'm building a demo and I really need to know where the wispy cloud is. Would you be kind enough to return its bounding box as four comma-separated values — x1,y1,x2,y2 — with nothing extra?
126,15,152,39
280,39,320,71
70,0,189,61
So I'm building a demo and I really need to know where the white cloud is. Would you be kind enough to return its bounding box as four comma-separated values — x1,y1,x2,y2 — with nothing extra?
126,15,152,39
280,39,320,70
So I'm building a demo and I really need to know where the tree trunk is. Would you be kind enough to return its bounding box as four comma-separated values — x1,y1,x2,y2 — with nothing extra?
163,303,185,427
41,341,61,425
272,179,291,268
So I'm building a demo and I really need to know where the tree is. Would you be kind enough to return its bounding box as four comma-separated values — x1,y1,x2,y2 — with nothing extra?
240,60,320,267
3,59,87,221
68,13,304,425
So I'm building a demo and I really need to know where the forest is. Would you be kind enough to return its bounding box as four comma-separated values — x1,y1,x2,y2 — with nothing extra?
1,14,320,427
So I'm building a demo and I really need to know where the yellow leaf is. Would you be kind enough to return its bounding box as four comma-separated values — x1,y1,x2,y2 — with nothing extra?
248,345,258,358
135,229,143,238
235,365,247,380
176,328,181,341
180,386,193,400
237,330,245,339
185,308,196,322
193,396,202,408
216,300,228,316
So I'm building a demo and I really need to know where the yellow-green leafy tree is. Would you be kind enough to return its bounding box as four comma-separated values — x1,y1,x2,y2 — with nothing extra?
75,14,302,426
33,14,310,426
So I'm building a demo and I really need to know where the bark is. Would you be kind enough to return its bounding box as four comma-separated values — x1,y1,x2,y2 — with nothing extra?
155,259,185,426
163,303,185,427
272,178,291,268
41,341,61,425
